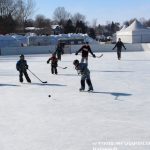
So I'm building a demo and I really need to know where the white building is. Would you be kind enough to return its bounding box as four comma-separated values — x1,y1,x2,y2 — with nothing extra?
116,20,150,43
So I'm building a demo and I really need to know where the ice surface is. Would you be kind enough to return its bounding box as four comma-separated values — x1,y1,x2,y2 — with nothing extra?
0,52,150,150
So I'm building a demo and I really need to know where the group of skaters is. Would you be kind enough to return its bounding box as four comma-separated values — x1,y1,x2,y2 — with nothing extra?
16,38,126,92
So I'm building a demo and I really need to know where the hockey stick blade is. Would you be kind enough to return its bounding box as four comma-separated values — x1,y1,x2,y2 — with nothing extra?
42,81,48,83
58,66,67,69
97,54,103,58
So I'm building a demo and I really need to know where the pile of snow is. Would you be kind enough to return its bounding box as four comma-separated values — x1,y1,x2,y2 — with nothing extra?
27,35,51,46
50,33,97,45
0,35,20,48
0,33,97,48
12,35,28,46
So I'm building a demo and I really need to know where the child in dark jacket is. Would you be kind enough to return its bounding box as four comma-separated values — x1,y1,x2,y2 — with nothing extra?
16,54,31,83
47,53,58,74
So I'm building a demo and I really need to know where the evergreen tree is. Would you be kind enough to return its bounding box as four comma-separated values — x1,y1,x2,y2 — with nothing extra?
64,19,75,33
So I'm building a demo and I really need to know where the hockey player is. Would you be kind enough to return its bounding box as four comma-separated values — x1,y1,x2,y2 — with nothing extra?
47,53,58,74
112,38,126,60
16,54,31,83
55,42,64,61
75,42,96,64
73,59,93,91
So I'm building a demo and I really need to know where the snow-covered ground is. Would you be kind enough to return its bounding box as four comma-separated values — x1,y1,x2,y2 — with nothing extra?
0,52,150,150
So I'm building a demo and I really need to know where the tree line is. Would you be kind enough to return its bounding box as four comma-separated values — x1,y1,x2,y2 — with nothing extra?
0,1,150,39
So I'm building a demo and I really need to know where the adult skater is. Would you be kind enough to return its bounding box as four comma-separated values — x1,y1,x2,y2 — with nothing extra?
73,59,93,91
112,38,126,60
47,53,58,74
75,42,96,64
16,54,31,83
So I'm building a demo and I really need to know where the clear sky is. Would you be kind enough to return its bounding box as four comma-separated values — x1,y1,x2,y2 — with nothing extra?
33,0,150,25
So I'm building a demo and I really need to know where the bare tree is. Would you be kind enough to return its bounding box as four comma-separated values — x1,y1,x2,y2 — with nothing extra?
0,0,17,16
53,7,70,25
35,14,51,34
12,0,36,32
71,12,86,25
14,0,35,22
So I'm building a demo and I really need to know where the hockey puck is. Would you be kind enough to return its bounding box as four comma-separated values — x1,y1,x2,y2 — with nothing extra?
48,95,51,97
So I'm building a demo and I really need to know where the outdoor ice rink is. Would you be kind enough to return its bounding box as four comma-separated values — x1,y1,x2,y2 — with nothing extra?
0,51,150,150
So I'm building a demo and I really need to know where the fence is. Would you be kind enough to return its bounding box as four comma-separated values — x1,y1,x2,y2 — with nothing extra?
0,43,150,56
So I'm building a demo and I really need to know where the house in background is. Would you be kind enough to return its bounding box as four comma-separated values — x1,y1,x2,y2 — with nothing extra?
51,25,63,35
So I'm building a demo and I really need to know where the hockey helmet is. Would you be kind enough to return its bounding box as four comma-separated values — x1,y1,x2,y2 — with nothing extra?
73,59,79,65
20,54,24,58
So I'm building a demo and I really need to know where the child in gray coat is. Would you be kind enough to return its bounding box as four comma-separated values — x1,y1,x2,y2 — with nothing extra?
73,59,93,91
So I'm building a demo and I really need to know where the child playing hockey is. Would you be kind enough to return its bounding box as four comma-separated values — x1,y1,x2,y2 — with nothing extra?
73,59,93,91
75,42,96,64
47,53,58,74
16,54,31,83
55,42,64,61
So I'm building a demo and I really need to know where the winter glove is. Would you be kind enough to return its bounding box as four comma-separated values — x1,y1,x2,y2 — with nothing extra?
47,59,50,64
75,52,78,55
26,65,28,69
93,54,96,58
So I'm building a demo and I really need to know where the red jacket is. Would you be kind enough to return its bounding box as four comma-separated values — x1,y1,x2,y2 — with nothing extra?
47,56,58,66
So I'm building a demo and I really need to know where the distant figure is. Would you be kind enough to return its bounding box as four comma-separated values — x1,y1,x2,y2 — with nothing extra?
55,43,64,61
75,42,96,64
112,38,126,60
73,59,93,92
47,53,58,75
16,54,31,83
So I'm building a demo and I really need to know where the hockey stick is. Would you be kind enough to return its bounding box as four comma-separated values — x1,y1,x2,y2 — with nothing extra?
78,53,103,58
28,69,47,83
96,54,103,58
47,62,67,69
57,66,67,69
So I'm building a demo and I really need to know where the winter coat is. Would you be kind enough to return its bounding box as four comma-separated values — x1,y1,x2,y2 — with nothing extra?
75,63,90,76
16,60,28,72
47,56,58,67
113,41,126,50
55,46,64,55
76,45,95,57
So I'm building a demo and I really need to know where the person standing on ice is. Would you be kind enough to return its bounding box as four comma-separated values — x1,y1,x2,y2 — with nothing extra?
55,42,64,61
47,53,58,74
112,38,126,60
75,42,96,64
16,54,31,83
73,59,93,91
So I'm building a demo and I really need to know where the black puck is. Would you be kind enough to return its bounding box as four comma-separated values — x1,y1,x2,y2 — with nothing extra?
48,95,51,97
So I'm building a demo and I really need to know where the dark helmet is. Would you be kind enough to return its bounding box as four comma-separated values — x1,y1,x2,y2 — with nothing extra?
73,59,79,65
20,54,24,58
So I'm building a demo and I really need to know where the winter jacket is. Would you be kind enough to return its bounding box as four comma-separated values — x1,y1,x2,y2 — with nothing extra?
47,56,58,67
75,63,90,76
16,60,28,72
55,46,64,55
76,45,95,57
113,41,126,50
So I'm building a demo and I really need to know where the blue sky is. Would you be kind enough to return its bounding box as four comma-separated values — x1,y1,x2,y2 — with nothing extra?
33,0,150,25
